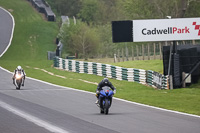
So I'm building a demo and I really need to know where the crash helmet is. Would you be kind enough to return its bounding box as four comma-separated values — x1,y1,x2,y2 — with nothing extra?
103,78,109,85
17,66,22,71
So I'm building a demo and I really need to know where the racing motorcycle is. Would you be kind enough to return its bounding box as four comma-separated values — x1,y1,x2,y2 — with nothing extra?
97,86,114,115
14,71,24,90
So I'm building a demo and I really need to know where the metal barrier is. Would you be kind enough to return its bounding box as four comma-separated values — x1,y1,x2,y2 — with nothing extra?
27,0,56,21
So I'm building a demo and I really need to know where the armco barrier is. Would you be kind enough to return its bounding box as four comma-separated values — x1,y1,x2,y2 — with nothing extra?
54,57,169,89
27,0,56,21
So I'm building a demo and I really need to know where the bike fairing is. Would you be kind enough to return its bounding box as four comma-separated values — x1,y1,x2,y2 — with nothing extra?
98,86,114,114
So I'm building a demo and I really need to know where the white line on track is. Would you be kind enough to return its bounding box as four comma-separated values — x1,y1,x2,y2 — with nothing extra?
1,66,200,119
0,100,70,133
0,7,15,58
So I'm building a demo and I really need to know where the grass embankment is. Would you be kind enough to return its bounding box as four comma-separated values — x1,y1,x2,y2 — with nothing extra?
0,0,200,116
79,58,163,73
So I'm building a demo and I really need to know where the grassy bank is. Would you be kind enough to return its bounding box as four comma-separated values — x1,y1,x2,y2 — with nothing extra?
76,58,163,73
0,0,58,61
0,0,200,116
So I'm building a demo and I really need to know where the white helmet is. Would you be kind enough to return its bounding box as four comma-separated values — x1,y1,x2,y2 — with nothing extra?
17,66,22,70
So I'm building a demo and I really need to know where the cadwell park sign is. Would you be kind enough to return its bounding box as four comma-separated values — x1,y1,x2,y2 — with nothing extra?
133,18,200,42
112,18,200,43
112,18,200,89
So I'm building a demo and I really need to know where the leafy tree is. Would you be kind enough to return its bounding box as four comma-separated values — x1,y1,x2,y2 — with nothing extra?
185,0,200,17
121,0,199,19
95,1,125,24
78,0,98,24
97,24,118,57
121,0,156,19
70,23,100,59
59,21,100,59
78,0,127,25
58,19,80,55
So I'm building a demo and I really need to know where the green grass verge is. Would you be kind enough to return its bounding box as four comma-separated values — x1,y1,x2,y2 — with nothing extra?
0,0,200,116
110,60,163,73
76,58,163,73
0,0,58,61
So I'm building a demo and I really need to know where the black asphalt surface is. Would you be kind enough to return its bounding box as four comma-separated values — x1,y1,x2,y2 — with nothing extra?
0,6,200,133
0,7,13,57
0,68,200,133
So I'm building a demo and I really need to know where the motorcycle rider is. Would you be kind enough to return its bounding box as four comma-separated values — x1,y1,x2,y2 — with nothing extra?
95,78,116,104
12,66,26,86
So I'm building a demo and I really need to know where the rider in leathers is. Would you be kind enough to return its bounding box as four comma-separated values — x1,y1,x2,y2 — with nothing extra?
12,66,26,86
95,78,116,104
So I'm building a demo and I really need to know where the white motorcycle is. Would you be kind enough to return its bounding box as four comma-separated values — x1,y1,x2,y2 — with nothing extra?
14,71,24,90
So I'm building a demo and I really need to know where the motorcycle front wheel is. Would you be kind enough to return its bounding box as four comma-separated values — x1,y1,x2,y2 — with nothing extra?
100,108,104,114
16,85,20,90
104,99,109,114
16,80,21,90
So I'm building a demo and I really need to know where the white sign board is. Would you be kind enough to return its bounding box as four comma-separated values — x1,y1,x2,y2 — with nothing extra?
133,18,200,42
185,73,191,83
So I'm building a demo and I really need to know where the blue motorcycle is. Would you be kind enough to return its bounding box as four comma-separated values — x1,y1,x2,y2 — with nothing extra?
98,86,114,114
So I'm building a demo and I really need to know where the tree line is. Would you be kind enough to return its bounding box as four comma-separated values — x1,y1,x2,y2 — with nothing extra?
45,0,200,59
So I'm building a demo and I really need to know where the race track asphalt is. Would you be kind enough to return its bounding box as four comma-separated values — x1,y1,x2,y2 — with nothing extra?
0,68,200,133
0,7,200,133
0,7,14,57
